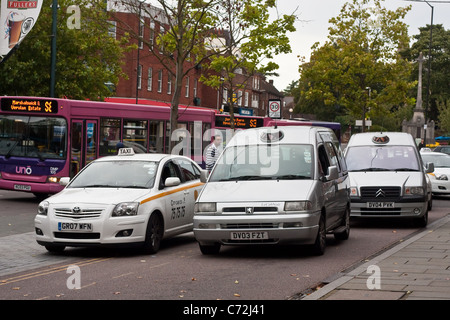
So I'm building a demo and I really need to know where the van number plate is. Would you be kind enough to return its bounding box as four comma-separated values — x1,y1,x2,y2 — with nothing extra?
230,232,268,240
367,202,394,208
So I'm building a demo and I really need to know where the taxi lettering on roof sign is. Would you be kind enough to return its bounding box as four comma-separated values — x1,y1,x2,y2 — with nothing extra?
118,148,135,155
372,134,390,144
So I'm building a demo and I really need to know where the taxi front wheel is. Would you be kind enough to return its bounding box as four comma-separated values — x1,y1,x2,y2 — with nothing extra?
143,213,164,254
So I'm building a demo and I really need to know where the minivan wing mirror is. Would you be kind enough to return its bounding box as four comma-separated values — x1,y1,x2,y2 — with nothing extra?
326,166,339,181
59,177,71,186
425,162,434,174
200,169,209,183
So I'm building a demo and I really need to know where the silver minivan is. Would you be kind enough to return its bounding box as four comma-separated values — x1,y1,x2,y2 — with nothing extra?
344,132,434,226
193,126,350,255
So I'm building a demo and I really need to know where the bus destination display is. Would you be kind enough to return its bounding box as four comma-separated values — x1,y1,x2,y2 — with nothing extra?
1,98,58,114
215,115,263,129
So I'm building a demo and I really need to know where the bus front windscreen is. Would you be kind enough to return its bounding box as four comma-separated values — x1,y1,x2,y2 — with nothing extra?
0,115,67,160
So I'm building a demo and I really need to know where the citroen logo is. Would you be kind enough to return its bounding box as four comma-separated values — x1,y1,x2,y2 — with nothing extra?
246,207,254,214
72,206,81,214
375,189,385,198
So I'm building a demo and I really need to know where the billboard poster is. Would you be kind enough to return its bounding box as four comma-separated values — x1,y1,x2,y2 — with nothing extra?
0,0,43,60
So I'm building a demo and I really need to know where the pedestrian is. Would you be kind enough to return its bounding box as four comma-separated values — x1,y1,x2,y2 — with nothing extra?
205,134,222,171
418,138,425,150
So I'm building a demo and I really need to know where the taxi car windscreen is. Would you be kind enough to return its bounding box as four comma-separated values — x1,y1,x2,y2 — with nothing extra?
209,144,313,181
346,146,420,172
68,161,158,188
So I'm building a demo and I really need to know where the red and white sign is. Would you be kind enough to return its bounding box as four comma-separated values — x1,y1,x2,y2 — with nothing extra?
1,0,43,60
268,99,281,119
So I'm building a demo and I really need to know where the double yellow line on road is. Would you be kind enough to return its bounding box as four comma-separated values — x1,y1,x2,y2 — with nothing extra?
0,257,112,286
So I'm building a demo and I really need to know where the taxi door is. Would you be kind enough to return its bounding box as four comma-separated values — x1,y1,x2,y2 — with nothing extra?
159,160,188,234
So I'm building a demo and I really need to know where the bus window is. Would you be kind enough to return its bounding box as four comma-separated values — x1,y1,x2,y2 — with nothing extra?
149,120,164,153
100,118,121,156
123,119,148,153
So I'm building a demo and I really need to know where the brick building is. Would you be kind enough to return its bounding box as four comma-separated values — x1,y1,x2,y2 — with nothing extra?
107,1,284,117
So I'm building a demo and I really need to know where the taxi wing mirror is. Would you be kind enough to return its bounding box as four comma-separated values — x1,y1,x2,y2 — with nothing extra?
425,162,434,174
165,177,181,187
59,177,71,186
326,166,339,181
200,169,209,183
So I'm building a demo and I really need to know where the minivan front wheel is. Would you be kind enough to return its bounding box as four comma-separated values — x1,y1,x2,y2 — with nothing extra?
334,206,350,241
311,214,326,256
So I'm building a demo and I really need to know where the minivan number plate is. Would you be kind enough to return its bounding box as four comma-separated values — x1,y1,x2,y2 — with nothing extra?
58,222,92,232
230,231,268,240
367,202,394,208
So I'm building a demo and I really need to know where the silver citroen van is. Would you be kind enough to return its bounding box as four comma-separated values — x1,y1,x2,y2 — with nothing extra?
193,126,350,255
344,132,434,227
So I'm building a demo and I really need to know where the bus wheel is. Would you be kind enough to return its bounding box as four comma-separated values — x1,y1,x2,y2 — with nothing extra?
143,213,163,254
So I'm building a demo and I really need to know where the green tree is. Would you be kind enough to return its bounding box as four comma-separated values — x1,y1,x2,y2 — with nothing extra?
110,0,220,151
437,99,450,135
0,0,129,100
200,0,296,127
295,0,415,131
402,24,450,124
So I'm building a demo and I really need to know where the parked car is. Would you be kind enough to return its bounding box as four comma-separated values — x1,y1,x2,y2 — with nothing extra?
344,132,433,227
433,145,450,155
193,126,350,256
35,148,204,253
421,151,450,197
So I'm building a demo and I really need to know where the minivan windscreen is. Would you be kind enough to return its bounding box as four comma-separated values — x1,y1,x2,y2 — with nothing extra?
345,146,420,172
209,144,314,182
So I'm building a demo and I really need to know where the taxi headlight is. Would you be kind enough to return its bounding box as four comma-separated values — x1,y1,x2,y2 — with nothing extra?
37,201,49,216
436,174,448,181
405,187,424,195
194,202,216,214
284,201,312,212
112,202,139,216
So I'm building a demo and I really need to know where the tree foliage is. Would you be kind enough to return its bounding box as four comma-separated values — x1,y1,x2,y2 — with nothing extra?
0,0,129,100
295,0,415,131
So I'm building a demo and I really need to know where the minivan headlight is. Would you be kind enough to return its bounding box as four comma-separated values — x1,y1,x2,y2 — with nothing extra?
194,202,216,214
405,187,424,195
112,202,139,216
284,201,312,211
37,201,49,216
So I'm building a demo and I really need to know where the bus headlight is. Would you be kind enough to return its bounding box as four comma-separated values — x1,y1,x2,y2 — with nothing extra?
37,201,49,216
47,176,61,183
112,202,139,216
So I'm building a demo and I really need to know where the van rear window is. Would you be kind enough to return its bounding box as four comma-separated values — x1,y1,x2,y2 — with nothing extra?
345,146,420,172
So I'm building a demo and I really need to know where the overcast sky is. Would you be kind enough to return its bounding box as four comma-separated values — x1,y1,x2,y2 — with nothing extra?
269,0,450,92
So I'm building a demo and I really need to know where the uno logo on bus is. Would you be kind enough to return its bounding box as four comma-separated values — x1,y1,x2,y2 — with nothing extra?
16,166,32,175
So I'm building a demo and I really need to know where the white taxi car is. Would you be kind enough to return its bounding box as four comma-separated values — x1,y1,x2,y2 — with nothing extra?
35,148,204,254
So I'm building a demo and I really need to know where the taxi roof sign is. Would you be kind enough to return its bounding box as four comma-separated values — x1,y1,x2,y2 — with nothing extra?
372,134,390,144
118,148,135,156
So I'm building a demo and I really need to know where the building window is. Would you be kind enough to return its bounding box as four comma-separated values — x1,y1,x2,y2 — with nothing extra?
253,76,260,90
139,18,144,49
149,21,155,50
108,21,116,39
193,78,198,98
137,65,142,90
157,69,163,93
167,74,172,94
238,90,243,106
147,67,153,91
244,91,249,107
185,76,190,98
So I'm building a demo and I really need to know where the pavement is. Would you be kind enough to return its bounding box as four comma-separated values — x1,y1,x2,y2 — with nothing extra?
302,214,450,300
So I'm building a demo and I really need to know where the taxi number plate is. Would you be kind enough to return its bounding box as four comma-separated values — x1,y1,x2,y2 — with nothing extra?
230,231,268,240
367,202,395,208
58,222,93,232
14,184,31,191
